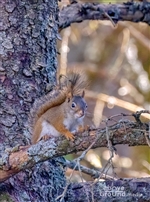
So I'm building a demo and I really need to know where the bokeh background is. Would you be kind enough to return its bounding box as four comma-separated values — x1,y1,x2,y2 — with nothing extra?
58,0,150,181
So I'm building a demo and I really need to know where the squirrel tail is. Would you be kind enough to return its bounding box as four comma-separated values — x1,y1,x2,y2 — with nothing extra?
28,88,67,134
28,69,87,133
60,69,87,96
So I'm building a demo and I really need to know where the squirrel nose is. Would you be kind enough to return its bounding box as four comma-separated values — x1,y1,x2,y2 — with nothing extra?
78,110,84,117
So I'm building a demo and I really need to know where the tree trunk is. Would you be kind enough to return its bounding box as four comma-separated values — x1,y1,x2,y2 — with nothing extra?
1,0,150,201
0,0,66,201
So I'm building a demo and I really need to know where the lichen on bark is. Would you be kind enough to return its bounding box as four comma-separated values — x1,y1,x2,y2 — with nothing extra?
0,0,59,147
0,0,67,201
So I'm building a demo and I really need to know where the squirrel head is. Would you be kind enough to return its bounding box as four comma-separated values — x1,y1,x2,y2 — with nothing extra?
66,91,87,119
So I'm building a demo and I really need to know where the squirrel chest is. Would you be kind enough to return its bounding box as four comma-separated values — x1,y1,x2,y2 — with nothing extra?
30,70,87,144
32,98,85,143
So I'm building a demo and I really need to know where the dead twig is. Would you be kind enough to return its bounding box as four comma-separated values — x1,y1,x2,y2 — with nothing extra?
66,160,117,180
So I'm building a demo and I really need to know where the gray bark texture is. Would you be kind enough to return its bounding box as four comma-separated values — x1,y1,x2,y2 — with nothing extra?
0,0,66,201
59,1,150,29
0,119,149,183
0,0,150,202
66,178,150,202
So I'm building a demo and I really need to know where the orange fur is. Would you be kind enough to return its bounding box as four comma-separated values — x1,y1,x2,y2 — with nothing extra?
29,70,87,144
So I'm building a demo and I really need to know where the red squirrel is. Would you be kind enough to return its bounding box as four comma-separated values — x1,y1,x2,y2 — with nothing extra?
29,70,88,144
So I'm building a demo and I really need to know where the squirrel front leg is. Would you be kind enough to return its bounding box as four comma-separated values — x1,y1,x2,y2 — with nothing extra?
53,123,75,141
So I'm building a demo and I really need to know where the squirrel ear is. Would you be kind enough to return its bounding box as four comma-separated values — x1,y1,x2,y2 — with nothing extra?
81,90,85,98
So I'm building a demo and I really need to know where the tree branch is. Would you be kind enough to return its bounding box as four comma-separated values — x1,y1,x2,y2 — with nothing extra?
59,1,150,30
65,159,116,180
0,118,149,182
66,178,150,202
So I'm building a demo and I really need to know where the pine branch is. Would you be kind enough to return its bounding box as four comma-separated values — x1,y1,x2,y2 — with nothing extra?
59,1,150,30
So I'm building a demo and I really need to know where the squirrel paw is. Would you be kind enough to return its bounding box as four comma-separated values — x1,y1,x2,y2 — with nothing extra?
64,132,75,141
84,125,92,131
41,134,51,141
78,125,85,133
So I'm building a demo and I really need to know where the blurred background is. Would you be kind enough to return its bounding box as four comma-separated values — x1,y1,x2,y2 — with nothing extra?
58,0,150,181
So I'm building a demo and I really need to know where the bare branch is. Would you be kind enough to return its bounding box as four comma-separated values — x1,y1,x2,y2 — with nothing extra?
0,117,149,182
59,1,150,30
66,160,116,180
56,139,98,201
66,178,150,202
121,22,150,51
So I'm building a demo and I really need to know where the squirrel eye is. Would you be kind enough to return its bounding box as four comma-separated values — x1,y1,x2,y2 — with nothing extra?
86,105,88,109
71,102,76,108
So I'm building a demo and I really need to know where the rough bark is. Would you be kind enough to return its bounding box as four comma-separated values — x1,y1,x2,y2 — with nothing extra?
0,159,66,202
0,0,150,201
59,1,150,30
0,0,67,201
0,0,58,149
0,118,149,182
66,178,150,202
